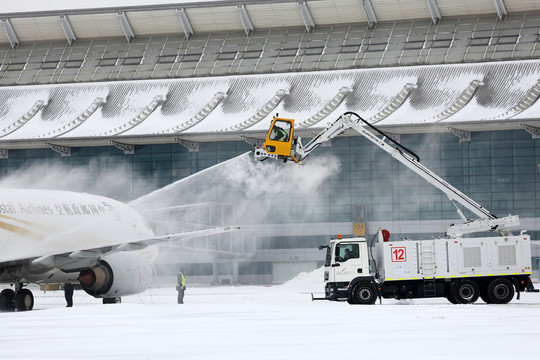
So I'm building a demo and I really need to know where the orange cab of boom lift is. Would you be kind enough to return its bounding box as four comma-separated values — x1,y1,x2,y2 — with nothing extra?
262,117,299,162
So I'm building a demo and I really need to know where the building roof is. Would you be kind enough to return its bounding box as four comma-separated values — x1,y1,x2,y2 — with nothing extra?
1,0,540,46
1,59,540,149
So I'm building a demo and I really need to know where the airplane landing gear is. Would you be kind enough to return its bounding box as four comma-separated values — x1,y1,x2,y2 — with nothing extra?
0,289,15,311
15,289,34,311
103,297,121,304
0,287,34,312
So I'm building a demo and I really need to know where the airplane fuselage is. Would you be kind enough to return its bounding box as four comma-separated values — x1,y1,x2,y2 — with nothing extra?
0,188,154,265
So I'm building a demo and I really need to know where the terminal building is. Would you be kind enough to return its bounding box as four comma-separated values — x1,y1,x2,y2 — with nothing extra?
0,0,539,283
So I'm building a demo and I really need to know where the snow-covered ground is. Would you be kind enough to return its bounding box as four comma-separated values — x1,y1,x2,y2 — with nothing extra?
1,268,539,360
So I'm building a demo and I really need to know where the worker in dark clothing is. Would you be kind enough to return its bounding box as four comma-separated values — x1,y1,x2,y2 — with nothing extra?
343,248,358,261
271,125,290,142
176,270,186,304
64,283,74,307
273,126,288,141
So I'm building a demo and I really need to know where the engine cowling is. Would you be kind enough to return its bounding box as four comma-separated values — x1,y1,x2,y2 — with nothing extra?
79,251,152,298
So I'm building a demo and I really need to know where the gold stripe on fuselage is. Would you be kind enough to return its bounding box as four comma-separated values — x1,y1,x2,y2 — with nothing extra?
0,220,45,240
0,213,59,233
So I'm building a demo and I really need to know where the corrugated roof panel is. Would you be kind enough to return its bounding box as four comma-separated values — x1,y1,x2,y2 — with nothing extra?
279,73,355,125
191,76,292,133
246,3,304,29
476,62,540,120
506,0,540,12
0,85,109,140
309,0,366,25
1,60,540,142
388,66,485,124
133,78,230,135
438,0,497,17
370,0,432,22
10,16,66,42
69,83,169,138
185,6,244,33
0,88,47,138
126,9,182,36
68,13,125,39
6,0,540,45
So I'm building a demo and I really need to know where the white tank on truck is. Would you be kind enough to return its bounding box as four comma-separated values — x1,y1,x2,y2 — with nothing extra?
254,112,538,304
320,231,535,304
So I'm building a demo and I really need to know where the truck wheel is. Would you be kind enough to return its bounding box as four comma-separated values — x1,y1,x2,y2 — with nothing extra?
451,279,479,304
487,278,514,304
348,282,377,305
480,288,492,304
446,293,459,304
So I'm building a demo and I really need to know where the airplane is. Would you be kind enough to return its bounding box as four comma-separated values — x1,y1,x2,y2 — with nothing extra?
0,188,238,312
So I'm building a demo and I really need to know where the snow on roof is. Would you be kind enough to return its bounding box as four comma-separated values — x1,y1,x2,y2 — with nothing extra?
1,59,540,142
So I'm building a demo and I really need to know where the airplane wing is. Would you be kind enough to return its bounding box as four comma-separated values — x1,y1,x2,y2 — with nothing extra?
29,225,241,270
137,202,221,214
115,225,240,250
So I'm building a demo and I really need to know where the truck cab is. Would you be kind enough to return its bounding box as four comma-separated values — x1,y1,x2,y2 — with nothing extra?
322,237,373,301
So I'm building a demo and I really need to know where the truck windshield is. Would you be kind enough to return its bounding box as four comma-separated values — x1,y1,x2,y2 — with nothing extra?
325,243,334,267
335,243,359,263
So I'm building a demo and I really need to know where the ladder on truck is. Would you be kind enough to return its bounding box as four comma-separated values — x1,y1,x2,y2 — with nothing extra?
420,241,436,297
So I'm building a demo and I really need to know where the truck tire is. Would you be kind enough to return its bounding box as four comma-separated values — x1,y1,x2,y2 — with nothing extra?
348,282,377,305
446,292,459,304
451,279,479,304
480,288,492,304
487,278,514,304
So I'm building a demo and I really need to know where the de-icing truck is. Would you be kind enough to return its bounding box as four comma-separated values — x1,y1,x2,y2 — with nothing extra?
254,112,537,304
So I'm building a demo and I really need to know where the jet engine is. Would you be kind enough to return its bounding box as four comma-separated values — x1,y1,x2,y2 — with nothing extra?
79,251,152,298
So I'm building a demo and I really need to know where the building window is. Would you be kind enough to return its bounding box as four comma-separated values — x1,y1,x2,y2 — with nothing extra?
404,41,424,50
365,43,387,52
181,54,201,62
242,50,261,59
431,39,452,48
98,58,117,67
470,37,491,46
279,48,298,57
495,35,519,45
6,63,26,71
341,45,360,53
305,46,324,55
40,61,59,70
123,57,142,65
217,52,237,60
65,60,84,68
157,55,177,64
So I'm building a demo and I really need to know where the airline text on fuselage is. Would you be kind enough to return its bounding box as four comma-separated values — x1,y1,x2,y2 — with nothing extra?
0,202,113,216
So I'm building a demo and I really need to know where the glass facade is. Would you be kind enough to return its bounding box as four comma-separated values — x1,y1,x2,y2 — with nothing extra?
0,142,253,201
1,129,538,279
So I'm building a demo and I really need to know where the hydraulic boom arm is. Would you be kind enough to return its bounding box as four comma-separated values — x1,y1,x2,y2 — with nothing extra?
254,112,520,237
